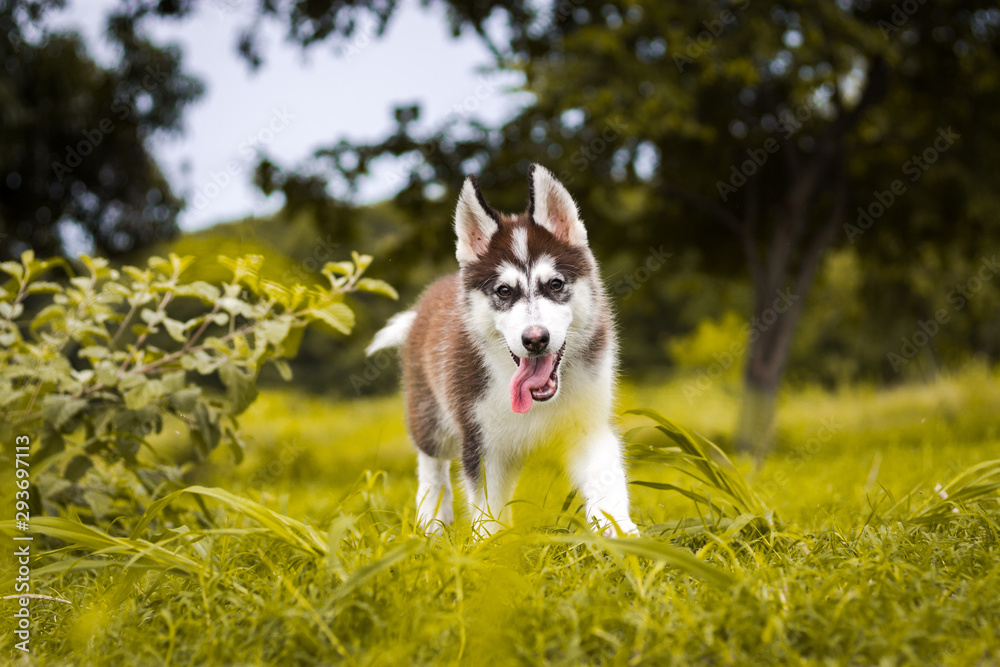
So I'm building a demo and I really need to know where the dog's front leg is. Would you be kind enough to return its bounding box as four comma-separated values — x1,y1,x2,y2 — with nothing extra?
462,446,520,538
568,428,639,536
416,452,454,534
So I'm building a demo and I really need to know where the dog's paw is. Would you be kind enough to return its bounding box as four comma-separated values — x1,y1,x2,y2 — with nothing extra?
602,519,640,538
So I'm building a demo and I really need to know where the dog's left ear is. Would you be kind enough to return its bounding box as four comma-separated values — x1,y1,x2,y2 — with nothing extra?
455,175,501,266
528,164,588,246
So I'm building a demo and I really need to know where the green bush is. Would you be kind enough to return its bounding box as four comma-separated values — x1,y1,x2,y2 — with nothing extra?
0,250,395,523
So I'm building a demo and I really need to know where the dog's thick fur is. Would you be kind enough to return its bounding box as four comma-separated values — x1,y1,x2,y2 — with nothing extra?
368,165,638,536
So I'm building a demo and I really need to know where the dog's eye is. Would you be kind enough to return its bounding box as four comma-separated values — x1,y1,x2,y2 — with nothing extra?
549,278,564,291
496,285,512,298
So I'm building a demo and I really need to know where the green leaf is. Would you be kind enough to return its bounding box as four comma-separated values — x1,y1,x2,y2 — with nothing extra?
226,427,246,465
147,255,171,274
169,387,201,414
121,376,165,411
219,297,253,318
181,350,221,375
219,362,258,415
0,301,24,320
192,402,222,457
271,358,293,381
114,406,161,443
30,304,64,333
218,254,264,291
259,280,290,307
355,278,399,300
42,395,89,431
78,346,107,361
65,454,93,482
140,308,165,332
351,251,373,274
26,281,63,295
37,424,66,460
322,261,355,277
115,436,141,463
308,303,356,335
161,370,186,392
0,261,24,281
169,253,195,276
95,361,119,387
163,317,191,343
257,316,292,349
280,325,306,357
175,281,220,303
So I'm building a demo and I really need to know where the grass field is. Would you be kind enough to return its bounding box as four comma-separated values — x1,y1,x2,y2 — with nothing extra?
3,364,1000,665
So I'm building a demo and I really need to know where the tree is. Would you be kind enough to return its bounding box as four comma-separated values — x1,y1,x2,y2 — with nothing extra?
258,0,1000,453
71,0,1000,450
515,0,1000,453
0,0,203,260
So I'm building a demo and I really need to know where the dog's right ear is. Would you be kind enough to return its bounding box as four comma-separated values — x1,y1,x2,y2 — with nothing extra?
454,175,500,266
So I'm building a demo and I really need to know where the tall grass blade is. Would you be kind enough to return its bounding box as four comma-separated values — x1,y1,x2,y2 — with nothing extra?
626,409,773,527
900,459,1000,524
133,485,328,556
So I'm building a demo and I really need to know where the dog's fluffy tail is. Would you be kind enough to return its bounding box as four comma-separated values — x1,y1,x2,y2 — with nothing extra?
366,310,417,356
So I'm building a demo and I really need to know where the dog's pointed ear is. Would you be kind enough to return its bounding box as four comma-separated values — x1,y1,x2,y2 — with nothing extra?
454,175,500,266
528,164,587,246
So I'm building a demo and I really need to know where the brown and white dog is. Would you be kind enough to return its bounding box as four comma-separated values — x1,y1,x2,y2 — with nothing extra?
367,165,638,537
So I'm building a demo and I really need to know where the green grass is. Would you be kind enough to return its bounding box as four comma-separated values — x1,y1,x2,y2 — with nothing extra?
3,365,1000,665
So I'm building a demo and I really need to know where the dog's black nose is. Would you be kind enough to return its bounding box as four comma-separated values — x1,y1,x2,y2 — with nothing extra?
522,326,550,353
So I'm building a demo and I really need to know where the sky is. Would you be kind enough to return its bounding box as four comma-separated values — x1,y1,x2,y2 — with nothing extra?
47,0,529,232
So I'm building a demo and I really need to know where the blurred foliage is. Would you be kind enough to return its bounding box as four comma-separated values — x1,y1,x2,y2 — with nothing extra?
5,0,1000,398
247,0,1000,399
0,0,204,259
0,248,394,523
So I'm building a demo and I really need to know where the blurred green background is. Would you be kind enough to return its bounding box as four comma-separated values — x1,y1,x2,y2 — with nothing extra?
2,0,999,453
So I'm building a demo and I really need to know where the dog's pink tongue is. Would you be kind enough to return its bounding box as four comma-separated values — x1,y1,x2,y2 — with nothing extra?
510,354,555,413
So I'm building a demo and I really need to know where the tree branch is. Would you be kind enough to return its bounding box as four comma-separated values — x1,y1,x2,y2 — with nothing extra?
743,176,764,291
787,57,889,214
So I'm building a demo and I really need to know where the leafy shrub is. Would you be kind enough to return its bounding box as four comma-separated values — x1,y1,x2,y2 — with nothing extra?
0,250,396,522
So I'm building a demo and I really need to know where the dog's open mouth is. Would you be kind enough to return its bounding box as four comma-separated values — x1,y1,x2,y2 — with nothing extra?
508,342,566,414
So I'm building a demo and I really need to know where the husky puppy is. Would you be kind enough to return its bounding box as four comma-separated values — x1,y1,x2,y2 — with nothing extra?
367,164,638,536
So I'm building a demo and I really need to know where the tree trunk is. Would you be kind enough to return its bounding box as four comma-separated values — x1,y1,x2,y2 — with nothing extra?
735,378,778,459
734,292,794,456
733,175,846,456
